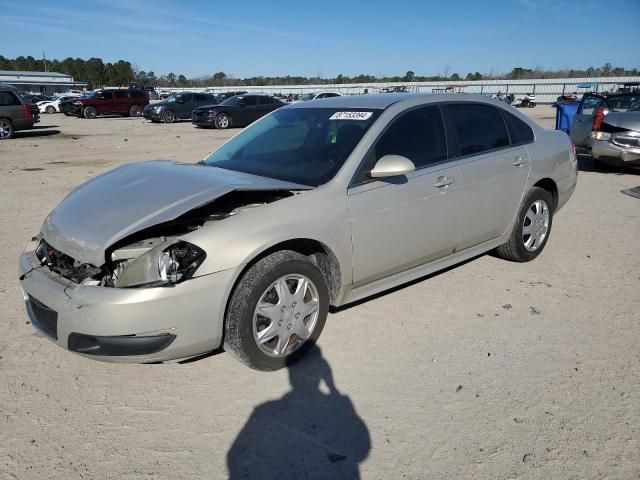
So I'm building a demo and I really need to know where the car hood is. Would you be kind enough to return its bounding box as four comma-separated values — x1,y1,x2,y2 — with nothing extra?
603,111,640,131
41,160,310,266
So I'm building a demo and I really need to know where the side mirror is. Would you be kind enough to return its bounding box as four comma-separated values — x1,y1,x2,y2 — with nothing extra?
369,155,415,178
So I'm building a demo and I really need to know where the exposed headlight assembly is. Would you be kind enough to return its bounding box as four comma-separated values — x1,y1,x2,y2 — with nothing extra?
591,131,611,141
115,241,206,288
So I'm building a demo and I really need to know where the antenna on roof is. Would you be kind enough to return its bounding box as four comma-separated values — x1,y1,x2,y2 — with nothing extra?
42,50,48,72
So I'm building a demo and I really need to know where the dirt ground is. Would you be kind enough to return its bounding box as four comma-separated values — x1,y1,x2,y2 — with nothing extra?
0,107,638,480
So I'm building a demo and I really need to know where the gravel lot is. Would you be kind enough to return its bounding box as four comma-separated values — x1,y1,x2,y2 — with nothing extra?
1,108,638,480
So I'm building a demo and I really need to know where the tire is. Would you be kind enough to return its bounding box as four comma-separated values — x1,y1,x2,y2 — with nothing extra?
224,250,329,371
83,106,97,119
529,102,536,108
162,110,176,123
45,106,56,114
0,118,15,139
215,113,231,129
129,105,142,117
494,187,554,262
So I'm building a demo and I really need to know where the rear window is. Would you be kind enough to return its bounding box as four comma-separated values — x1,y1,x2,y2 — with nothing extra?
0,91,20,106
131,91,144,99
501,110,534,145
448,104,510,156
258,96,274,105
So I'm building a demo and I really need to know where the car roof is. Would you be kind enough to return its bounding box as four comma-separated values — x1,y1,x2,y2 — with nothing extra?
286,92,503,109
0,83,19,93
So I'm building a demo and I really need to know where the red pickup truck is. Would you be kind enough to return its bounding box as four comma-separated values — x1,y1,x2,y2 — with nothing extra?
70,89,149,119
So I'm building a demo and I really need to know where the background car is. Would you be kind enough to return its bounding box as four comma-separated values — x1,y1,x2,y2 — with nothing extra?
191,93,284,129
571,92,640,147
143,92,217,123
68,88,149,118
37,94,81,114
21,93,53,104
0,84,38,139
296,91,342,102
578,96,640,167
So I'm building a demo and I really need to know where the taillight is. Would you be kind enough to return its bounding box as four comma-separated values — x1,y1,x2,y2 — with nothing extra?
23,104,30,118
592,106,605,130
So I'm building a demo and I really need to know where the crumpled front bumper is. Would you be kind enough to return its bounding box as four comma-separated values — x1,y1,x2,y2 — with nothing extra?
591,139,640,165
19,246,235,363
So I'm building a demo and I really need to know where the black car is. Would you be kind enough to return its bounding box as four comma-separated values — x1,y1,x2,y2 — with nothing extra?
192,94,284,129
143,92,217,123
21,93,53,104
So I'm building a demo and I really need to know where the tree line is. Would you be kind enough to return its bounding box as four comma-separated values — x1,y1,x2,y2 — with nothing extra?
1,55,638,89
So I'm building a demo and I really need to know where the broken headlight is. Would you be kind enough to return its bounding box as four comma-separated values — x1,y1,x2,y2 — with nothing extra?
115,241,206,288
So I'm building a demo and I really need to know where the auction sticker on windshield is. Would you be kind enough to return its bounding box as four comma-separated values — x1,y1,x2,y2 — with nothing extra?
329,111,373,121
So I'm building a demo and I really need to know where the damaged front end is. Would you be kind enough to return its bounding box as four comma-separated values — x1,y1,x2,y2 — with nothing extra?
35,189,294,288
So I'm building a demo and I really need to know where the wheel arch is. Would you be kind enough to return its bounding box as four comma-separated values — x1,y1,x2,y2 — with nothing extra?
227,238,343,310
532,178,558,210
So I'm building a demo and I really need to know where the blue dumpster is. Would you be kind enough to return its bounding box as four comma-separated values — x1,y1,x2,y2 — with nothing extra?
554,101,579,133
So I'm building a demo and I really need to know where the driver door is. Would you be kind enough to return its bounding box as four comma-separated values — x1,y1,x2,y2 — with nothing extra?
348,105,461,285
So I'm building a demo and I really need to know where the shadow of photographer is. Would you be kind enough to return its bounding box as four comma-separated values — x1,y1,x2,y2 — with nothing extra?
227,346,370,479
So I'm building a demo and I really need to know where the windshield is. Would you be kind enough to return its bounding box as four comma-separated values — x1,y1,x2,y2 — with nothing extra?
203,107,382,186
299,93,315,101
629,98,640,112
89,90,102,97
607,94,640,112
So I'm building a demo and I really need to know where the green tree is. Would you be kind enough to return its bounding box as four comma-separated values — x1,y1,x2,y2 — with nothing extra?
403,70,415,82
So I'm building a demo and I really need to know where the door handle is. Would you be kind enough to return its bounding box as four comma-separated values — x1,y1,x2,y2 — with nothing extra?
512,156,530,167
434,176,455,188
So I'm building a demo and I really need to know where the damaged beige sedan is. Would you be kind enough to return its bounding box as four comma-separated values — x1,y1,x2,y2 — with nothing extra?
19,94,577,370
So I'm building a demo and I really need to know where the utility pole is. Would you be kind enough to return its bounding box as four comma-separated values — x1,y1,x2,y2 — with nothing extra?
42,50,48,72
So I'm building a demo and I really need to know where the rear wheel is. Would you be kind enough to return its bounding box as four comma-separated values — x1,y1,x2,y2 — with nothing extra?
45,106,56,114
129,105,143,117
0,118,15,139
215,113,231,129
83,106,97,119
495,187,553,262
224,250,329,371
162,110,176,123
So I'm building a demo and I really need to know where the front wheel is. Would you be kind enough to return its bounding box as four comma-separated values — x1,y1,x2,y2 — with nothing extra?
83,106,97,119
494,187,554,262
215,113,231,129
224,250,329,371
45,106,56,114
129,105,142,117
162,110,176,123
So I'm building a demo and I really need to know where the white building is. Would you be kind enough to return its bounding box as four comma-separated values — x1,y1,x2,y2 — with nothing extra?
0,70,87,94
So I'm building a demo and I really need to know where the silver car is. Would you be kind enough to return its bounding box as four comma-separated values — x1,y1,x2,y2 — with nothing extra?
571,92,640,167
19,94,577,370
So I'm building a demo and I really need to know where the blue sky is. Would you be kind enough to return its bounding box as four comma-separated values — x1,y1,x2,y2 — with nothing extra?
1,0,638,78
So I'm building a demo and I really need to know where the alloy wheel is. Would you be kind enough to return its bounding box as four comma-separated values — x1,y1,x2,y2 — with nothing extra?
0,120,12,138
522,199,549,252
252,274,320,358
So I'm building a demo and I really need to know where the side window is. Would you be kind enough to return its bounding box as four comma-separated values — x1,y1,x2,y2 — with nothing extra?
448,104,509,156
181,93,193,103
0,91,21,106
501,110,534,145
375,105,448,169
194,94,208,102
131,91,143,99
242,96,258,106
101,91,113,100
258,96,274,105
325,93,339,98
114,91,127,99
579,95,604,115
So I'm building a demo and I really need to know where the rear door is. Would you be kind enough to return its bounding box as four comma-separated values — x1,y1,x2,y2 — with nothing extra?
570,94,604,147
445,103,531,250
0,90,26,128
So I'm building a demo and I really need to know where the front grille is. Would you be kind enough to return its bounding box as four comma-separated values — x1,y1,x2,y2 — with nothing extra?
613,135,640,148
27,295,58,339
